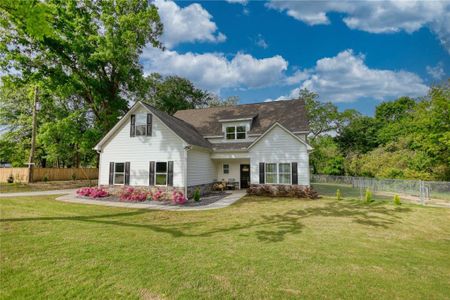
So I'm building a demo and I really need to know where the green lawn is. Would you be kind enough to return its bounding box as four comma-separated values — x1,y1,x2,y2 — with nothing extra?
0,180,97,193
1,192,449,299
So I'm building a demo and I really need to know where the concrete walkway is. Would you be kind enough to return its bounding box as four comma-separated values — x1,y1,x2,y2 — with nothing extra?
0,189,78,198
55,190,247,211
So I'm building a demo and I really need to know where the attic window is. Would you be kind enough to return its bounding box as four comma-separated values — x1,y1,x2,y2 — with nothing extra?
226,126,246,140
135,114,147,136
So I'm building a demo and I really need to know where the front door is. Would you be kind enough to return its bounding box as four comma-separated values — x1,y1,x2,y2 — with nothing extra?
240,164,250,189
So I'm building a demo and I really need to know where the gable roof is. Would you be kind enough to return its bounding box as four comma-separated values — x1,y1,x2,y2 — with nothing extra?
94,102,211,150
140,103,212,149
247,122,313,151
173,99,309,136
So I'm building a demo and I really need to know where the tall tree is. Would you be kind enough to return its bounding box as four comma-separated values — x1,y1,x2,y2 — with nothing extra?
142,74,239,114
1,0,163,131
300,88,359,139
143,74,213,115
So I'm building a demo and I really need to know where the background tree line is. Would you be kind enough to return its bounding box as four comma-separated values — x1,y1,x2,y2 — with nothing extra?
306,83,449,181
0,1,448,181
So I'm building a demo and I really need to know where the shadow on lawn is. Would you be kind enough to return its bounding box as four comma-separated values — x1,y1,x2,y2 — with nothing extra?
1,200,411,243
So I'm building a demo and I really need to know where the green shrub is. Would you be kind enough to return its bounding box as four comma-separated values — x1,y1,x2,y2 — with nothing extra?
365,188,373,203
193,188,201,202
43,175,49,182
393,194,401,205
71,173,77,180
246,184,319,199
336,189,342,200
7,174,14,184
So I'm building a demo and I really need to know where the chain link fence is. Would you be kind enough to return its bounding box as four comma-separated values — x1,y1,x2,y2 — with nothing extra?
311,175,450,206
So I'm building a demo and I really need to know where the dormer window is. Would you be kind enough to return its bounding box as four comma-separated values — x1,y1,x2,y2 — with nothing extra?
226,126,246,140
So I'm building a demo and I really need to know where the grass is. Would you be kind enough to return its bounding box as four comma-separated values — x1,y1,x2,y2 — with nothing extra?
0,180,97,193
1,191,449,299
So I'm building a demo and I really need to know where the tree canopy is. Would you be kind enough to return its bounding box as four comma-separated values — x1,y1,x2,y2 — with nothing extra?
305,82,450,181
1,0,163,131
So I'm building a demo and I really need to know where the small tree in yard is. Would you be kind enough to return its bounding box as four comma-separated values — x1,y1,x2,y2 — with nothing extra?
393,194,401,205
193,188,201,202
336,189,342,200
365,188,373,203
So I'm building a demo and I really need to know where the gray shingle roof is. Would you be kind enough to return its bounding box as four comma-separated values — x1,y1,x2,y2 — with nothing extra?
142,103,212,149
174,99,309,136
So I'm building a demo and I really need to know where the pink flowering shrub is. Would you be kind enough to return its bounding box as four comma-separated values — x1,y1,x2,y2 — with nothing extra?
172,191,187,205
119,187,150,202
76,187,109,198
152,189,164,201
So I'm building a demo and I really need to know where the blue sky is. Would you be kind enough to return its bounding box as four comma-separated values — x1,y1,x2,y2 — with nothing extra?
141,0,450,115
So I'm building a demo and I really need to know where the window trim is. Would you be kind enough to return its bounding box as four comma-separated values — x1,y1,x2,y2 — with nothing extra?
113,162,125,185
225,126,246,140
265,162,292,185
155,161,168,186
223,163,230,174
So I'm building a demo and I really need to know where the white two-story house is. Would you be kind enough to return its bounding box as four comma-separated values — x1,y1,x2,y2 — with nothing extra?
94,99,312,196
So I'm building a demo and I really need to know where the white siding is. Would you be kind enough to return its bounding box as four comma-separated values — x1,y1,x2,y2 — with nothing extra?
249,125,310,185
98,107,187,187
186,148,216,186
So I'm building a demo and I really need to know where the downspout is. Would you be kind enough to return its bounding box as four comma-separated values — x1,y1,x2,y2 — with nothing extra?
184,145,192,197
95,149,102,187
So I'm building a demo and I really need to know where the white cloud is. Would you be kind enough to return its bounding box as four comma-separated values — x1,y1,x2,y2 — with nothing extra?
154,0,226,48
266,49,428,103
226,0,248,5
284,70,308,85
255,34,268,49
141,47,288,91
266,0,450,53
426,62,446,80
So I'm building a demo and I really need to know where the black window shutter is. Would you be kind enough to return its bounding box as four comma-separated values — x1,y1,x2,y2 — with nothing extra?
109,162,114,185
149,161,155,186
167,161,174,186
146,114,152,136
259,162,265,184
130,114,136,137
291,162,298,185
124,162,130,185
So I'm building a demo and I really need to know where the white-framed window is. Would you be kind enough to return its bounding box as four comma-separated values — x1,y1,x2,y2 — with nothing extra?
135,114,147,136
223,164,229,174
155,162,168,186
225,126,246,140
265,163,291,185
114,162,125,185
278,163,291,184
265,163,277,184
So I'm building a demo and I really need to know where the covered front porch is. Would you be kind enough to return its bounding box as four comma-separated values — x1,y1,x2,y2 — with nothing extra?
212,154,251,190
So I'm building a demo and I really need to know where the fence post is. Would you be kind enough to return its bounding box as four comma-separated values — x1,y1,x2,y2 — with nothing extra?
419,180,425,205
359,178,363,201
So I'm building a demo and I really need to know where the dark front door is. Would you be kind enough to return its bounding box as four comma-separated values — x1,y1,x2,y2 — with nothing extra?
240,164,250,189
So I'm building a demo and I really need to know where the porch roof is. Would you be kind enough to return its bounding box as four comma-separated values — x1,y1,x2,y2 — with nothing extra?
212,142,252,151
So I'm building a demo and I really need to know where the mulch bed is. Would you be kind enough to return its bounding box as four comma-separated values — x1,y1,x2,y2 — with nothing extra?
76,191,231,207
